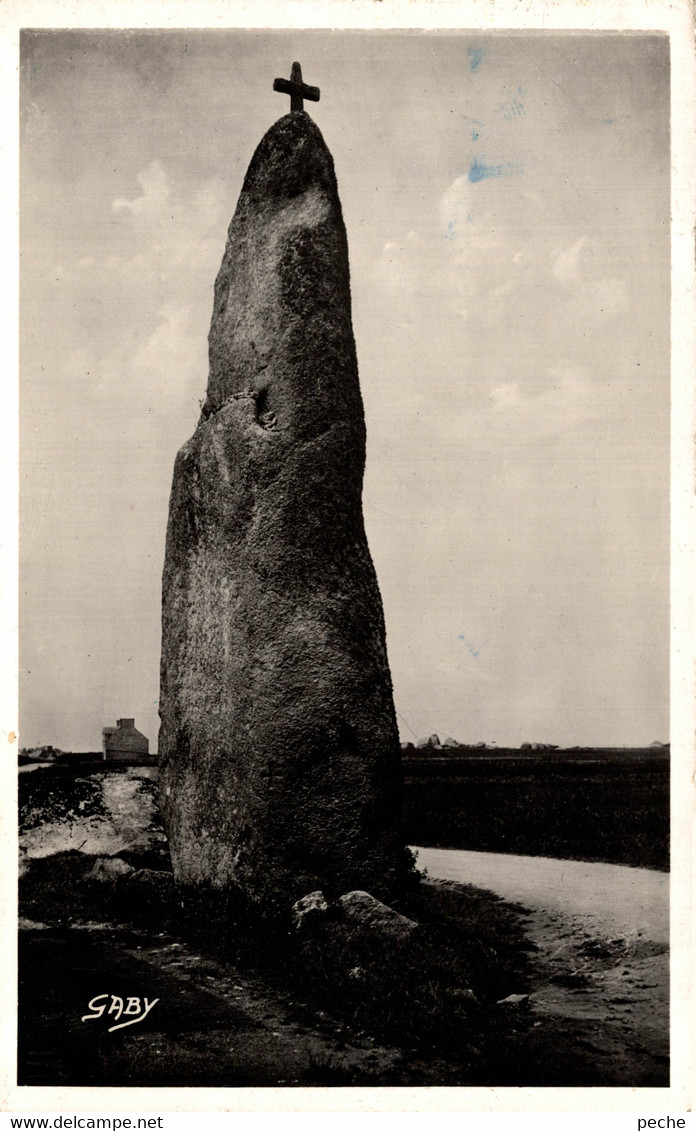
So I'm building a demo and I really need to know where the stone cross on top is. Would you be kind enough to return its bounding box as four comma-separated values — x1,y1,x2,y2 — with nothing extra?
273,62,320,114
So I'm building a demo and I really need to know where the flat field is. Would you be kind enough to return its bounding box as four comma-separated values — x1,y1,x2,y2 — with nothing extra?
402,748,669,871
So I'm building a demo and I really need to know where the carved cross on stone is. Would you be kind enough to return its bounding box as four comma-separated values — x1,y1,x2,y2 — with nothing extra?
273,62,320,114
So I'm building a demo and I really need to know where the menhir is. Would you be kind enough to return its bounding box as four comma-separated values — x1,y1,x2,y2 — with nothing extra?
158,112,405,914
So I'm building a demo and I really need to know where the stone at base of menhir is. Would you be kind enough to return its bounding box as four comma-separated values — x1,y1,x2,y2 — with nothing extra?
495,993,531,1010
87,856,134,883
292,891,330,934
338,890,418,942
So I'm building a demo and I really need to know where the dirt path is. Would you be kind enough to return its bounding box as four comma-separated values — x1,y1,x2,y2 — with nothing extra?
415,847,669,1085
413,847,668,943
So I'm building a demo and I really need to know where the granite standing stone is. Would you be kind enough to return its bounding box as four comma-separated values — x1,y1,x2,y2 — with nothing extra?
159,110,404,913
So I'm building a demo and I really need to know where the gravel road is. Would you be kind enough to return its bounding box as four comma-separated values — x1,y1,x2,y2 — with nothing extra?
413,847,669,944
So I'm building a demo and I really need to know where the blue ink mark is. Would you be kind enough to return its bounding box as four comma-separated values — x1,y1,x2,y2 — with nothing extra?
467,210,473,222
442,220,457,241
604,117,614,125
457,633,480,659
471,128,480,142
468,156,519,183
468,46,485,72
494,96,525,121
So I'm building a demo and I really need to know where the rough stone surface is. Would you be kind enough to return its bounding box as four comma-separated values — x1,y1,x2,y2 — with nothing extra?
450,987,479,1005
126,868,175,902
87,856,135,883
291,890,329,933
159,113,404,912
338,890,418,942
496,993,530,1010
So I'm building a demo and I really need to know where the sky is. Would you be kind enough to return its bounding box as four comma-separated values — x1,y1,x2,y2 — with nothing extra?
19,30,670,751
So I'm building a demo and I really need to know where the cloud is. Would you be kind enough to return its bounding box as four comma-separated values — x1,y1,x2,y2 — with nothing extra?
487,366,596,439
374,230,428,295
551,237,629,319
406,365,601,456
113,160,172,217
552,236,588,287
370,166,632,380
132,300,195,371
25,157,231,468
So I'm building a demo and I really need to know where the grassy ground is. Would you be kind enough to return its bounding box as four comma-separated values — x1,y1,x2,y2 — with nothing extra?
18,851,539,1086
18,849,669,1086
